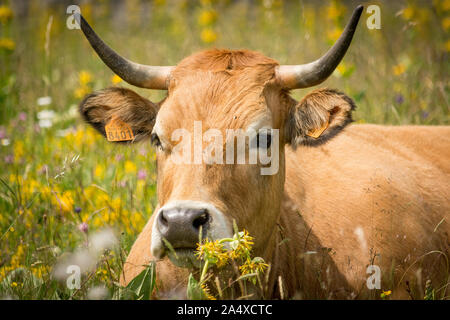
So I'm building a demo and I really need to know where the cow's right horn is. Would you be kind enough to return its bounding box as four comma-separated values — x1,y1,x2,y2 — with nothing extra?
77,14,173,90
276,5,363,89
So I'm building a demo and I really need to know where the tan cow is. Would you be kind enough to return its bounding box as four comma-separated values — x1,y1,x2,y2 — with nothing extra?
76,6,450,299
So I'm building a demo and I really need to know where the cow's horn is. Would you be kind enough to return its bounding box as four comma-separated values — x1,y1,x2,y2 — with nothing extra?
77,14,172,90
276,5,363,89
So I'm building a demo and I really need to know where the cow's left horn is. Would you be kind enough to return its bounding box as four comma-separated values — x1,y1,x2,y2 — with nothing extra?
77,14,172,90
276,5,363,89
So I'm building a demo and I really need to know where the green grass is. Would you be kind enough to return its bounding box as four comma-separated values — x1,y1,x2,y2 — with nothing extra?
0,0,449,299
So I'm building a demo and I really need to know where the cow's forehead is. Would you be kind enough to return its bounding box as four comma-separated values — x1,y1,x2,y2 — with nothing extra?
153,49,283,138
156,72,276,136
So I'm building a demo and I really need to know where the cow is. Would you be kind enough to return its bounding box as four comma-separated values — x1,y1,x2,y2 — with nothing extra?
76,6,450,299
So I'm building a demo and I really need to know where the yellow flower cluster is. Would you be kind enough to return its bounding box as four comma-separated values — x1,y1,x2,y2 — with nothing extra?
0,244,26,282
200,28,218,44
198,4,218,44
198,9,217,27
0,5,13,24
392,63,406,76
64,126,99,150
239,257,268,275
401,3,440,26
326,0,346,21
196,240,229,267
0,38,15,51
111,74,122,85
195,229,267,299
74,70,93,99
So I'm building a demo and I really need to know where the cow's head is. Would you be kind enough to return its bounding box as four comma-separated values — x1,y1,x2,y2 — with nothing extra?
77,6,362,268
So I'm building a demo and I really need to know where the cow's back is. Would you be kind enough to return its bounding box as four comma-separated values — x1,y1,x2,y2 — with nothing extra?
284,124,450,298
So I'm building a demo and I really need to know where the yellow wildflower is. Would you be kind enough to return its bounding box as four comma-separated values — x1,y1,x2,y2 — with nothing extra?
11,282,18,288
14,140,24,159
239,257,268,275
336,62,355,78
10,244,25,268
0,38,15,51
74,86,90,99
96,191,110,205
200,28,218,44
124,160,137,174
229,230,254,259
326,1,344,20
392,64,406,76
442,17,450,30
402,6,414,20
131,212,145,230
10,226,14,233
59,191,74,212
73,128,85,149
196,239,227,265
443,0,450,11
0,266,15,282
79,70,93,85
94,163,105,179
327,28,342,42
381,290,392,299
445,40,450,52
0,5,13,24
31,265,50,279
198,9,217,27
111,74,122,84
111,197,122,211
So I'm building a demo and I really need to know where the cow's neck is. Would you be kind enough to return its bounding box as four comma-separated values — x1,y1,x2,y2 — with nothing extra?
261,192,355,299
252,192,304,298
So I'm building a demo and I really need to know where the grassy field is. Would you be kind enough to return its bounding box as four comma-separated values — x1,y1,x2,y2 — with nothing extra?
0,0,449,299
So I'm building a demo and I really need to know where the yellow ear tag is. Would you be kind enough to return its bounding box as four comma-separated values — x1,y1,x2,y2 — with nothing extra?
105,116,135,142
306,118,329,139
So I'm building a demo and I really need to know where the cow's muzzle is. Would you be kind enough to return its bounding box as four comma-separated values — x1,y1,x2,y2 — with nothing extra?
151,200,233,268
157,207,210,249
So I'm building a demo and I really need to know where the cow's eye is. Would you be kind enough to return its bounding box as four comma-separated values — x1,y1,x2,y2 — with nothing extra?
257,131,272,149
151,133,163,150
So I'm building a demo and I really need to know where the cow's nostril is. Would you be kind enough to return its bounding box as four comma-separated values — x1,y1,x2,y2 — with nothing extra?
192,211,209,230
158,210,169,232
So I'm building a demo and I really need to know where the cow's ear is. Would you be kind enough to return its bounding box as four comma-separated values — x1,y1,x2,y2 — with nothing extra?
286,88,355,147
79,87,159,143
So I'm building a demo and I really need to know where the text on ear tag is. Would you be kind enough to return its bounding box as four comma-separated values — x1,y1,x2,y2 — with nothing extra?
306,118,329,139
105,116,135,142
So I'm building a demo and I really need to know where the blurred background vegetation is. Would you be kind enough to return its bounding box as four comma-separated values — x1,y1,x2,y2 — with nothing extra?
0,0,448,299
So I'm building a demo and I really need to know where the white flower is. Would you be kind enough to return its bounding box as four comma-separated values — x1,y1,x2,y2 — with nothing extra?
1,138,10,146
51,248,96,281
37,96,52,106
56,128,75,137
37,109,55,120
37,110,56,128
38,119,53,128
52,229,118,286
67,104,78,118
90,228,117,253
87,286,109,300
